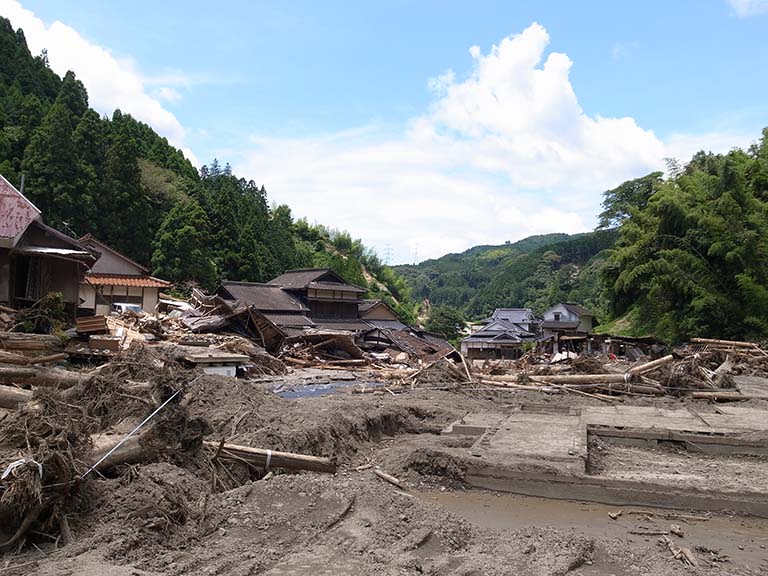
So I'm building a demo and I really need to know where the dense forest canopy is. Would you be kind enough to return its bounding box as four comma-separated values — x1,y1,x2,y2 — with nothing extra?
0,17,417,323
603,132,768,342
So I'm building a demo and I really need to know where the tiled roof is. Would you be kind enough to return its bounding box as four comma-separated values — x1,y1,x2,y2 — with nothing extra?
490,308,535,324
563,303,593,316
312,319,372,332
308,280,365,292
365,319,407,331
267,268,336,289
263,313,315,327
85,273,172,288
218,282,308,312
268,268,365,291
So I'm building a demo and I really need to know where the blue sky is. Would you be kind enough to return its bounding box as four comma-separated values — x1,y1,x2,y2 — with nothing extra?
2,0,768,262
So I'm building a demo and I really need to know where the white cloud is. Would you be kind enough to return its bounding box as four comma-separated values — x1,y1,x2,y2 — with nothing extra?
727,0,768,17
0,0,197,164
237,23,674,263
156,86,182,103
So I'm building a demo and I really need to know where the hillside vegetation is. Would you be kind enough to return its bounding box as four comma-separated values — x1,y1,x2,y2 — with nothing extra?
0,18,416,322
396,231,617,321
399,129,768,343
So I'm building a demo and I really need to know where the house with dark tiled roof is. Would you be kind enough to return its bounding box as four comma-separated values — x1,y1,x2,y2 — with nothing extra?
267,268,365,321
460,308,537,360
78,235,172,315
1,174,96,312
216,281,314,332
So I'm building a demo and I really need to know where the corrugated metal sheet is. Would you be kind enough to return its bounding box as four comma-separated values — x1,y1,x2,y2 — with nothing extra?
0,174,40,247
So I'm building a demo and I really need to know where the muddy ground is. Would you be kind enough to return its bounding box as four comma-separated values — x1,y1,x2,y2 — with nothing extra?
2,371,767,575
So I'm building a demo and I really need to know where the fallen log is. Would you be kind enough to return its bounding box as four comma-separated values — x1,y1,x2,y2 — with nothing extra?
0,350,31,365
28,352,69,365
90,434,147,470
0,332,61,351
373,468,404,489
627,354,674,375
690,391,755,401
527,373,637,385
321,359,368,366
483,378,664,396
0,351,69,366
0,365,86,388
689,337,760,349
203,440,336,473
0,383,33,409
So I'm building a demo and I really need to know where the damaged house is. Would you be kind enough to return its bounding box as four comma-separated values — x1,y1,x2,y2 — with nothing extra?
0,175,96,313
460,308,538,360
267,268,367,330
216,281,315,334
540,303,595,353
217,268,370,333
78,234,172,315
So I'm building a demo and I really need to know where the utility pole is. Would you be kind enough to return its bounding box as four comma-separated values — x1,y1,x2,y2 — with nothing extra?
383,244,393,265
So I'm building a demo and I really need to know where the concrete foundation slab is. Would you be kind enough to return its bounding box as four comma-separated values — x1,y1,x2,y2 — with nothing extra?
438,405,768,516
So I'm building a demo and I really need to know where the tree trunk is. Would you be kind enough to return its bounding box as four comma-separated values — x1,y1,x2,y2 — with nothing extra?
0,365,85,388
0,384,33,409
628,354,674,375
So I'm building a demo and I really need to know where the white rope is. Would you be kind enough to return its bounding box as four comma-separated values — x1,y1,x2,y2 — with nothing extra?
265,449,272,470
2,458,42,480
80,388,181,479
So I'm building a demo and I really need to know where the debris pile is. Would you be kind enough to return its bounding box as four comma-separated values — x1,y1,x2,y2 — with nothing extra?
474,337,768,401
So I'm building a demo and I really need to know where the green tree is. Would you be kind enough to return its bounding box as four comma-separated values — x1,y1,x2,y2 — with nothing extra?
151,198,218,290
597,172,663,229
604,136,768,342
425,305,465,341
99,131,153,262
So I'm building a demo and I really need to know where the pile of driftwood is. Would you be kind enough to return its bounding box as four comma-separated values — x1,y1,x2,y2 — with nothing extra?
0,343,334,553
279,334,369,369
476,337,768,401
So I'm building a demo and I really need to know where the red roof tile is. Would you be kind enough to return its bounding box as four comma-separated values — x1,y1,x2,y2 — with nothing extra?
85,273,172,288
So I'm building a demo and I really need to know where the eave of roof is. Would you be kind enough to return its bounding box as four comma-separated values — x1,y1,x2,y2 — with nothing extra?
85,273,172,288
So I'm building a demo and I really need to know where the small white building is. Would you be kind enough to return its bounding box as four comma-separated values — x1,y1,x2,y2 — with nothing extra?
78,235,171,315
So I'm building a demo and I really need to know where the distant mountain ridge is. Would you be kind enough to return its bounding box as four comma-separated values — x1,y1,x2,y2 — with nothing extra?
394,230,617,321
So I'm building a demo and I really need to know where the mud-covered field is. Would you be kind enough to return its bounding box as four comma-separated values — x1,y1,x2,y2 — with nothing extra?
2,366,767,575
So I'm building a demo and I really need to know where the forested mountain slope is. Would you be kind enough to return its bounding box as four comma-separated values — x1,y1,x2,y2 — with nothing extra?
395,231,616,321
0,17,416,321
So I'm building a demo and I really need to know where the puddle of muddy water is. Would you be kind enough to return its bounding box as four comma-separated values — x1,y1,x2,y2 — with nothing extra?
417,489,768,572
274,380,384,399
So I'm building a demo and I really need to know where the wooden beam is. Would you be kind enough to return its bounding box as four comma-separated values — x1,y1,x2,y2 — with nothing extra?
203,440,336,473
